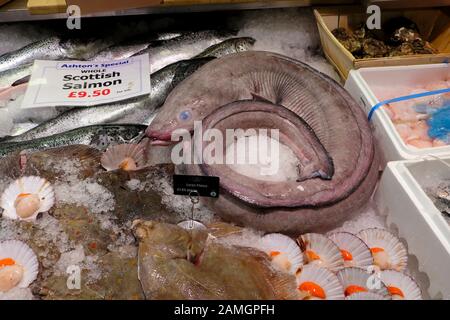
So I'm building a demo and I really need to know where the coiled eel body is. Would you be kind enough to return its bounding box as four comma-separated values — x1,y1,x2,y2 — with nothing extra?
147,51,379,234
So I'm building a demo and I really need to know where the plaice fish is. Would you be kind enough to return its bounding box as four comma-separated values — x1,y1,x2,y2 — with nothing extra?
0,124,146,157
132,220,298,300
0,36,115,73
0,58,213,143
133,30,237,73
146,51,378,234
91,32,183,61
195,37,256,58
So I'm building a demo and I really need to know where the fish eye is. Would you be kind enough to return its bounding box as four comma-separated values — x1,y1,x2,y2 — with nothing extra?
179,110,192,122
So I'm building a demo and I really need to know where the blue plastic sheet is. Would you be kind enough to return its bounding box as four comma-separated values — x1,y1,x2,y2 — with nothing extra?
427,104,450,143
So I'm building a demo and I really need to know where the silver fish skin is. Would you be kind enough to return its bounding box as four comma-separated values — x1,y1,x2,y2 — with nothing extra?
134,30,237,73
0,124,146,157
91,32,183,61
0,63,33,90
0,36,114,73
195,37,256,58
0,57,214,143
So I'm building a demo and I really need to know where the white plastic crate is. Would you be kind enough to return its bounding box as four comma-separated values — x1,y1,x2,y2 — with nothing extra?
344,64,450,165
374,157,450,299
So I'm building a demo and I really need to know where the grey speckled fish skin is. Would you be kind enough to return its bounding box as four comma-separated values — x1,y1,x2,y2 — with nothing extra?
0,124,146,157
133,30,237,73
148,51,378,234
0,36,114,73
133,220,298,300
0,57,213,143
0,63,33,90
195,37,256,58
91,32,183,61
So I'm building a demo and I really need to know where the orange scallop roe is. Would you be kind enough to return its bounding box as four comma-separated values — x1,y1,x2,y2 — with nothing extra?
119,158,137,171
270,251,281,257
340,249,353,261
370,247,385,254
0,258,15,268
299,281,326,299
17,193,32,198
345,285,367,296
305,250,321,261
387,286,404,298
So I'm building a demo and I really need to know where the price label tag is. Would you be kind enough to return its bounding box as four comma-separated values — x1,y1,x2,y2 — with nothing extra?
173,175,220,198
21,54,150,108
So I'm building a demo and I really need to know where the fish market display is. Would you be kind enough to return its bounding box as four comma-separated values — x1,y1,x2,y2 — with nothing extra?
133,30,237,73
147,51,378,234
0,58,213,143
0,12,432,300
0,36,115,73
132,220,298,299
332,17,437,59
375,80,450,148
0,124,146,157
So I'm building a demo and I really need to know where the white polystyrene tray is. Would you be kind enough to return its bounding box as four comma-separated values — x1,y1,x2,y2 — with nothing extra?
344,64,450,165
374,157,450,299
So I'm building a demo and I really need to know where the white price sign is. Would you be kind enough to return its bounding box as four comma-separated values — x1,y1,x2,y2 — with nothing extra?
21,54,150,108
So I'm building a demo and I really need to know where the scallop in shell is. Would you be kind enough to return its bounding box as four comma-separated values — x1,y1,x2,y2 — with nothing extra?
380,270,422,300
296,264,344,300
101,143,146,171
259,233,303,275
1,176,54,221
357,228,408,271
297,233,344,271
336,267,389,297
328,232,373,268
0,240,38,292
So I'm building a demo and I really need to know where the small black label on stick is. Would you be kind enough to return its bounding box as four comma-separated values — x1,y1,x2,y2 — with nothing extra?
173,175,220,198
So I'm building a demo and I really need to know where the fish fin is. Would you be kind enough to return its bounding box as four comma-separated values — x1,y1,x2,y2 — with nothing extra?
269,271,300,300
296,159,334,182
43,145,102,164
12,75,31,86
0,135,13,143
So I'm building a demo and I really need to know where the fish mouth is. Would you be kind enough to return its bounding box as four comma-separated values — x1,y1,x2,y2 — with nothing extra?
146,129,178,146
146,126,195,146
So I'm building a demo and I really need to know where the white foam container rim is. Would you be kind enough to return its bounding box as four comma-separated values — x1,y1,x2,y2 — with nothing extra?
344,64,450,161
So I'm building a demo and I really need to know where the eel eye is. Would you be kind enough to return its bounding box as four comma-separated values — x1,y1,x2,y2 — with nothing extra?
179,110,192,122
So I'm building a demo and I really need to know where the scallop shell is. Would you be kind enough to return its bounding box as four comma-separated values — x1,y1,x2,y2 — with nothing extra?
0,240,38,291
328,232,373,268
357,228,408,271
380,270,422,300
336,267,389,297
101,143,146,171
259,233,303,275
297,233,344,271
345,292,391,300
296,264,344,300
1,176,54,221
